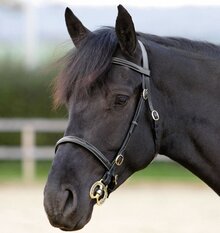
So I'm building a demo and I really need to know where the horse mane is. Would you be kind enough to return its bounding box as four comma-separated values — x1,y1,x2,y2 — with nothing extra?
141,33,220,58
54,27,117,107
54,27,220,106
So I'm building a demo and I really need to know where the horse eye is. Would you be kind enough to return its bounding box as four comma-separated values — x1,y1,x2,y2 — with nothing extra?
114,95,129,106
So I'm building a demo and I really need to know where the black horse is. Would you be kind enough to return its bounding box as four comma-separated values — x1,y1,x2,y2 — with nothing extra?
44,5,220,231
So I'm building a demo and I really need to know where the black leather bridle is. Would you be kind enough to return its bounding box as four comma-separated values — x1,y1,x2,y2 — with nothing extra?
55,40,159,205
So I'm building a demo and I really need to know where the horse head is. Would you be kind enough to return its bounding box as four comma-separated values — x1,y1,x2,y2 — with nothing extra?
44,5,158,231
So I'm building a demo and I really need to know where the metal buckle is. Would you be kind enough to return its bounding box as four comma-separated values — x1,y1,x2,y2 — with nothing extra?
151,110,160,121
90,179,108,205
115,154,124,166
142,89,148,100
113,174,118,185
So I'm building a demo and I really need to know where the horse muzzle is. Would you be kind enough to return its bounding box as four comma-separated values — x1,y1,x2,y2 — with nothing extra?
44,182,92,231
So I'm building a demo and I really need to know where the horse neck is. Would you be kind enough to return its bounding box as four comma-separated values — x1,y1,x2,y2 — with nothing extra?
150,43,220,195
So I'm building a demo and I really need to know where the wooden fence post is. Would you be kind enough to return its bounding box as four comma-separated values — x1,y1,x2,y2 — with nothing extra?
21,125,35,182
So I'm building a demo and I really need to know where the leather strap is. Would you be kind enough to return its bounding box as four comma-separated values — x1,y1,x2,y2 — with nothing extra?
112,57,150,76
116,95,144,157
55,136,112,170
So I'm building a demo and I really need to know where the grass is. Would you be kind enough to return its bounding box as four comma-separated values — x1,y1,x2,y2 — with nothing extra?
131,161,200,182
0,160,200,183
0,160,52,182
0,160,22,181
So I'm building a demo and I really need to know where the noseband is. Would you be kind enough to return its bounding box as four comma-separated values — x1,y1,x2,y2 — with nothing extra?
55,40,159,205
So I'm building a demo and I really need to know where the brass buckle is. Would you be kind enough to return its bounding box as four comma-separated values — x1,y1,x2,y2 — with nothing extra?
115,154,124,166
90,180,108,205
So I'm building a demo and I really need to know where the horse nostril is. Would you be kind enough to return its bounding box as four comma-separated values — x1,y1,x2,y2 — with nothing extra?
62,188,77,216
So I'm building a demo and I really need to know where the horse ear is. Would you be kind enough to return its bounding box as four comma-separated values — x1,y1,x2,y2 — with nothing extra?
65,7,90,47
115,5,137,56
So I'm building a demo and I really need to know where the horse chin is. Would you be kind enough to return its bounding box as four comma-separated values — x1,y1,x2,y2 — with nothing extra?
59,214,92,231
47,207,93,232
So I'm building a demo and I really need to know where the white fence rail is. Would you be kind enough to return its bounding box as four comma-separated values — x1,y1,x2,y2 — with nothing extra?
0,118,67,181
